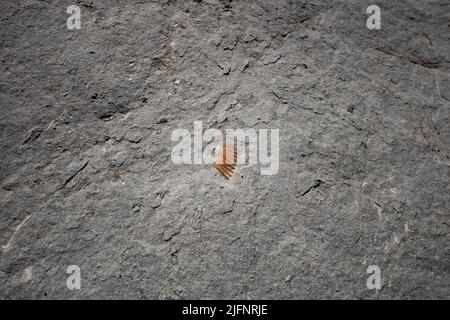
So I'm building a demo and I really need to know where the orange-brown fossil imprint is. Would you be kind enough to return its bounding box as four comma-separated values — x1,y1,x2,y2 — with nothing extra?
213,141,237,180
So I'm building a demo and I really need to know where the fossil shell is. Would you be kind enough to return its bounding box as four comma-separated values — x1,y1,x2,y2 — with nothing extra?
213,141,237,180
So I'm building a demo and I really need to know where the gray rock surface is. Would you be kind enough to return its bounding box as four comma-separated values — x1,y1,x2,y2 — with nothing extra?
0,0,449,299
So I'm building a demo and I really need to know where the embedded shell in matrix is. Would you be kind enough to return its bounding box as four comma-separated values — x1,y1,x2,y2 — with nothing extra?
0,0,449,300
